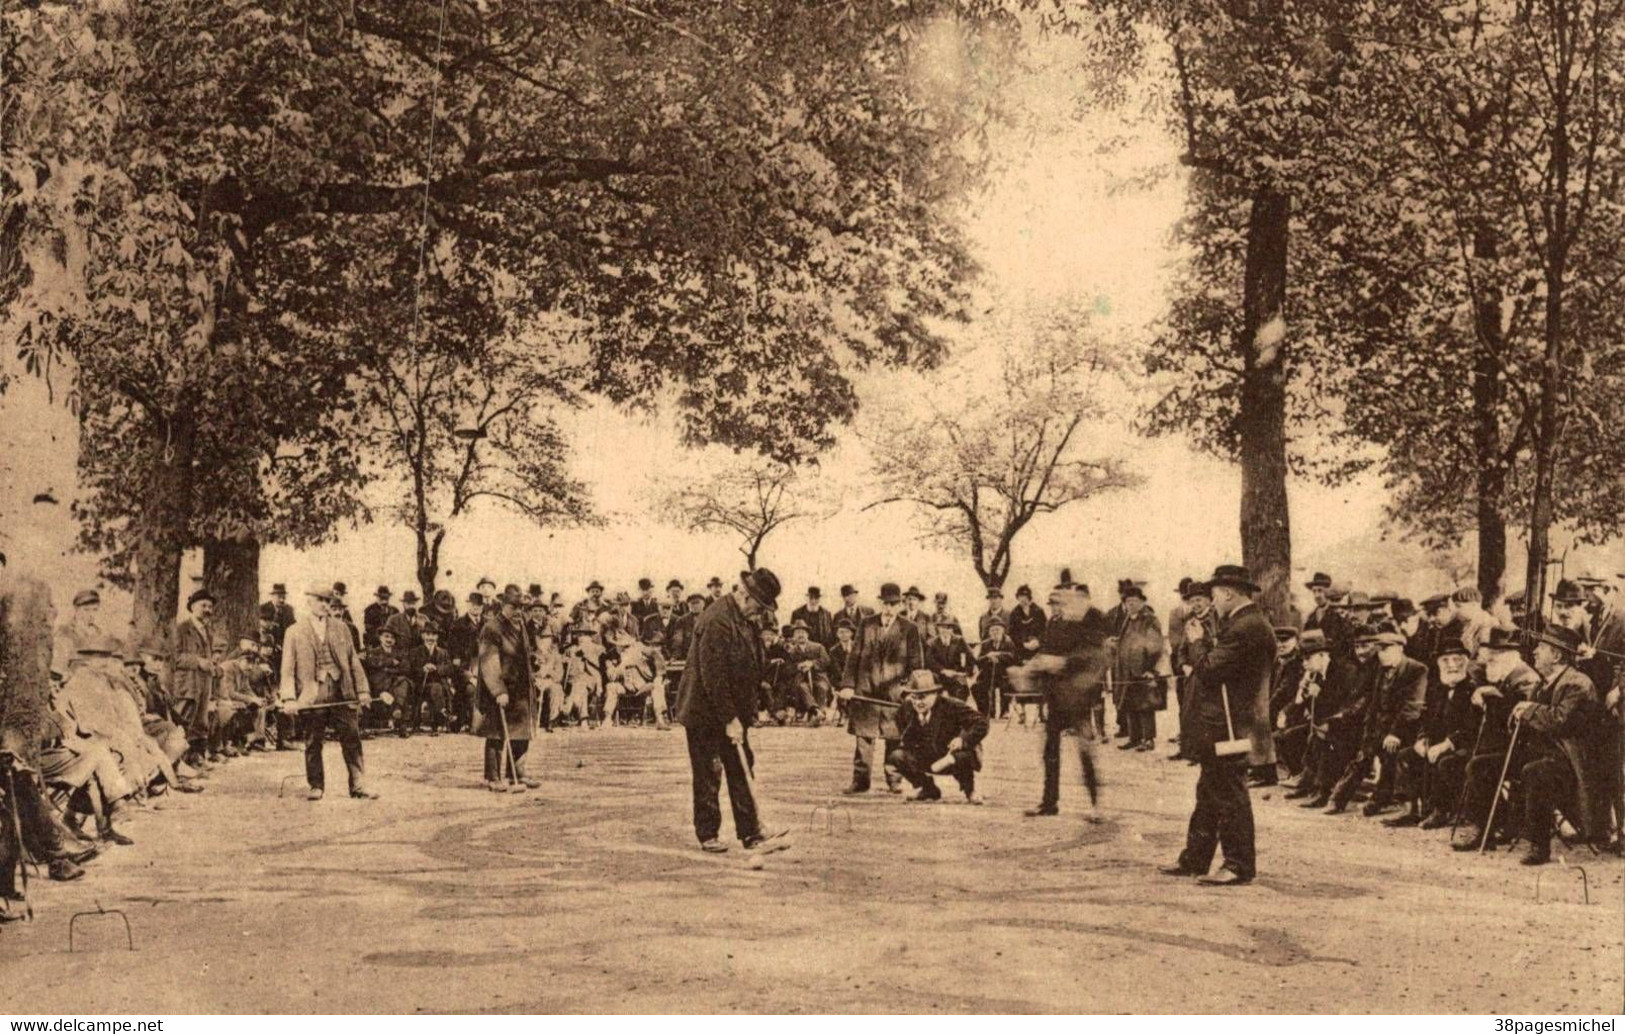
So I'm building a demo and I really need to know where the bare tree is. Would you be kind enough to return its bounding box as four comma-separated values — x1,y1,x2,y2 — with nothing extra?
658,455,835,569
862,308,1140,588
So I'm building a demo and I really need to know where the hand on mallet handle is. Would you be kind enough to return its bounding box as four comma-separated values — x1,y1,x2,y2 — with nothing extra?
725,717,744,744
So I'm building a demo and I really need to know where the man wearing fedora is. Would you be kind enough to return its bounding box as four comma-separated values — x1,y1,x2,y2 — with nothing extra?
673,568,784,853
1326,622,1428,816
888,670,990,804
363,586,398,649
838,582,925,795
1162,564,1274,886
279,584,375,800
791,587,836,651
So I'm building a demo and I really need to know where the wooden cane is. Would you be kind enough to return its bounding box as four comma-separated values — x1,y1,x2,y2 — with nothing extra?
1480,720,1521,853
497,703,520,788
1450,711,1490,839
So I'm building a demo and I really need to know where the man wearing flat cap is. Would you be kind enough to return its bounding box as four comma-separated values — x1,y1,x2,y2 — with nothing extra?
279,584,375,800
673,568,785,853
51,588,106,678
888,671,990,804
1325,623,1428,816
838,582,925,795
1162,564,1273,886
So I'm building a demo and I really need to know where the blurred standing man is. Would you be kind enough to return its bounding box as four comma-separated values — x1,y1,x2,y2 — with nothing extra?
1161,564,1274,886
1021,577,1110,820
838,583,924,795
280,584,375,801
673,569,785,854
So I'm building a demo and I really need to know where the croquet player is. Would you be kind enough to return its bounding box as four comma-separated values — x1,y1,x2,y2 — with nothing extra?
673,567,784,854
887,670,990,804
279,583,376,801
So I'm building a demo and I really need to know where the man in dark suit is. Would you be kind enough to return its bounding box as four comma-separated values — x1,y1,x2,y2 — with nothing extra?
838,583,924,795
1162,564,1275,886
1020,577,1110,819
888,670,990,803
836,584,873,631
363,587,398,649
266,584,296,636
791,587,836,649
673,568,785,854
924,618,974,701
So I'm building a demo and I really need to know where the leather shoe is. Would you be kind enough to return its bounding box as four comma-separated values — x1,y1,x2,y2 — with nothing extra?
350,788,380,800
1298,795,1329,809
1382,811,1422,828
840,785,869,796
1451,824,1484,851
65,844,100,865
1418,810,1451,830
1519,845,1551,866
1283,786,1314,799
306,788,325,801
699,839,728,854
1361,801,1393,817
1323,801,1347,815
1197,868,1252,886
1023,805,1058,817
99,828,134,847
1158,863,1201,877
48,858,85,882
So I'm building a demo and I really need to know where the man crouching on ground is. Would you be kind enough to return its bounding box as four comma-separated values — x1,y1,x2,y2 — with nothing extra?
673,568,788,855
888,670,990,804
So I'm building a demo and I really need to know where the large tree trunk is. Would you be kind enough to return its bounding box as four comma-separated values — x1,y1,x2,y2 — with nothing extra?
416,526,444,605
129,417,196,651
1469,227,1508,604
203,535,260,644
1237,186,1293,625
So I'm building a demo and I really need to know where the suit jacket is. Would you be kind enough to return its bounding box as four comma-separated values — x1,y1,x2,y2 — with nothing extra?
790,604,836,648
1112,607,1167,711
1520,665,1608,839
279,616,370,705
474,612,535,739
898,695,990,770
924,634,973,679
1362,656,1429,749
362,602,399,648
977,607,1010,642
674,595,764,730
842,614,924,740
1185,601,1276,758
173,616,218,704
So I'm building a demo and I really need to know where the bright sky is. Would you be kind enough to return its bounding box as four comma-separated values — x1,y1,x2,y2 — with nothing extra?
4,27,1607,632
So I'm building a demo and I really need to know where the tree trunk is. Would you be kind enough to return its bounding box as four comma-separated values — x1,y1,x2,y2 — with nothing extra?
417,526,444,605
1237,186,1293,625
203,535,260,644
129,416,196,652
1469,227,1508,604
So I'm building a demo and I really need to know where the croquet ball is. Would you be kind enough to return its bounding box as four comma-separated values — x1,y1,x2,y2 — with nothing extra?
747,857,765,870
576,760,584,768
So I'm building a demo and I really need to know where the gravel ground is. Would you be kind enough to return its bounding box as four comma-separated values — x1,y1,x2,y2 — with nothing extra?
2,717,1620,1014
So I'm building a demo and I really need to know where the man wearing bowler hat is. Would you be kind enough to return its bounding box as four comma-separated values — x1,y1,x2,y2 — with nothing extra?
673,568,785,853
838,582,925,795
791,587,835,650
1161,564,1273,886
363,586,398,649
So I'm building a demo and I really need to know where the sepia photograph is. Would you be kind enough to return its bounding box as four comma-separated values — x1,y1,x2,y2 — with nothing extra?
0,0,1622,1019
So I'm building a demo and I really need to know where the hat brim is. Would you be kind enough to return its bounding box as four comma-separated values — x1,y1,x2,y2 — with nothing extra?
740,571,777,609
1208,576,1259,594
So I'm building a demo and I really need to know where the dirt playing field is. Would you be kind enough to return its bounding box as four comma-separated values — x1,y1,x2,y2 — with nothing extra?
3,719,1621,1014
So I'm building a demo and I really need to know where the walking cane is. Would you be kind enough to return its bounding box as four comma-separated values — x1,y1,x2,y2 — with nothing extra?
1480,719,1522,853
1450,710,1491,839
992,656,1002,720
497,703,520,789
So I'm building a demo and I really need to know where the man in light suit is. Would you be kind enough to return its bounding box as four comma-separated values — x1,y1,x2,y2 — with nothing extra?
280,583,375,801
838,583,924,795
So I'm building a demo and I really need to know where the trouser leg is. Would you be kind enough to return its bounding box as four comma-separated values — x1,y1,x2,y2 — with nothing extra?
1371,750,1399,804
1075,718,1100,805
1213,756,1255,877
1179,757,1221,874
304,712,328,789
886,748,936,795
1040,722,1062,808
852,736,874,789
1462,752,1502,826
331,707,365,792
483,741,502,782
1520,757,1573,850
685,725,724,842
718,730,761,843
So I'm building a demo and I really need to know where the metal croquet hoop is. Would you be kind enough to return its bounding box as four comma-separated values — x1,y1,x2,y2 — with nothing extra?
808,798,853,835
278,774,305,798
1535,863,1590,905
69,902,134,952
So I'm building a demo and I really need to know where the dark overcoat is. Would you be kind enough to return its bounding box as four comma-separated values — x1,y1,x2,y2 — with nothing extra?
842,614,923,740
473,611,535,741
1184,601,1276,758
673,595,764,731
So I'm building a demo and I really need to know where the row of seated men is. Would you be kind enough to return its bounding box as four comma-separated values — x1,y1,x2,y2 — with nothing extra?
1266,580,1622,865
